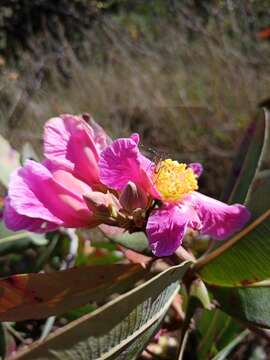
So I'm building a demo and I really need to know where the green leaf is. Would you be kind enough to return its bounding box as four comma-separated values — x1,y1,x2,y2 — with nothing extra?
108,231,151,255
197,309,239,360
0,264,145,321
64,304,97,322
189,279,211,310
196,162,270,286
211,285,270,329
221,109,269,204
196,207,270,286
12,261,191,360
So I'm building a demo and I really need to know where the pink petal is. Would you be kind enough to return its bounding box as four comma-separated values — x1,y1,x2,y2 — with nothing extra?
87,115,112,152
146,204,200,256
4,197,58,233
99,136,159,197
188,192,250,240
44,159,92,195
5,160,94,229
44,114,102,186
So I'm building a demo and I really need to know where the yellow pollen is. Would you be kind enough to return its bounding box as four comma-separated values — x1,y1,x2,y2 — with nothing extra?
154,159,198,201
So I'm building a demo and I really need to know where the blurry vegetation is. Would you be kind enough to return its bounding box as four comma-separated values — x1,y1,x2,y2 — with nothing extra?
0,0,270,198
0,2,270,359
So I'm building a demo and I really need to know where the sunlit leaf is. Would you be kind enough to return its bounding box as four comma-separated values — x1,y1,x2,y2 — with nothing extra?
196,168,270,287
196,209,270,286
0,264,145,321
12,261,191,360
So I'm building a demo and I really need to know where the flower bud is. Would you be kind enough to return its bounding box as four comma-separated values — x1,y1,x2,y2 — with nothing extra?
119,182,148,213
83,191,119,221
188,163,203,177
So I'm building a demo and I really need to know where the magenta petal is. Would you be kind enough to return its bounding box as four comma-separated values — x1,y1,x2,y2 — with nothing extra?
189,192,250,240
99,137,158,196
4,197,58,233
87,115,111,152
146,204,198,256
44,114,101,186
6,160,93,229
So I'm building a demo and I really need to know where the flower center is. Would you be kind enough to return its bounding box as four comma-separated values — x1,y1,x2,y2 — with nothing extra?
154,159,198,201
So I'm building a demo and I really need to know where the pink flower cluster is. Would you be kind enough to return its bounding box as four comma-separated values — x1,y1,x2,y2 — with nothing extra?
3,114,250,256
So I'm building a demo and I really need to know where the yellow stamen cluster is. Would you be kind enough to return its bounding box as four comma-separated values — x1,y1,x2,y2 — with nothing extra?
154,159,198,202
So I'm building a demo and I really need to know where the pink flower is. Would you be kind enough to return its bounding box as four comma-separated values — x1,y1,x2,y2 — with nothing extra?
44,114,110,189
3,114,250,258
99,135,250,256
4,114,115,233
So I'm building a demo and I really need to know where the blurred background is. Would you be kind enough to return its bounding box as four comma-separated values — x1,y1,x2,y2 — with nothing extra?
0,2,270,358
0,0,270,197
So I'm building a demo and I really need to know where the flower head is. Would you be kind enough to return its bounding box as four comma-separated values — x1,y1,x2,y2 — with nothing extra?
99,134,250,256
3,115,250,258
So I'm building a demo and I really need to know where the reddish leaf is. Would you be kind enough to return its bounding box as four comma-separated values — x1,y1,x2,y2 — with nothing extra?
0,264,145,321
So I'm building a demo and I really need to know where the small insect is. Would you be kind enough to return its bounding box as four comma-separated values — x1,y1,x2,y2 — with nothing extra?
139,144,169,183
153,159,164,174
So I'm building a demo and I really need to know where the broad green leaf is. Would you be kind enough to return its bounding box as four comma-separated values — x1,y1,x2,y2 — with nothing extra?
196,205,270,286
12,261,191,360
211,285,270,329
196,165,270,286
0,264,145,321
0,134,20,188
221,109,269,204
196,211,270,286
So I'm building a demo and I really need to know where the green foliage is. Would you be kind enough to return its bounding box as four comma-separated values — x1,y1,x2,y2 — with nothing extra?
197,108,270,287
197,309,241,359
106,230,151,254
210,286,270,329
0,0,101,59
11,262,191,360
